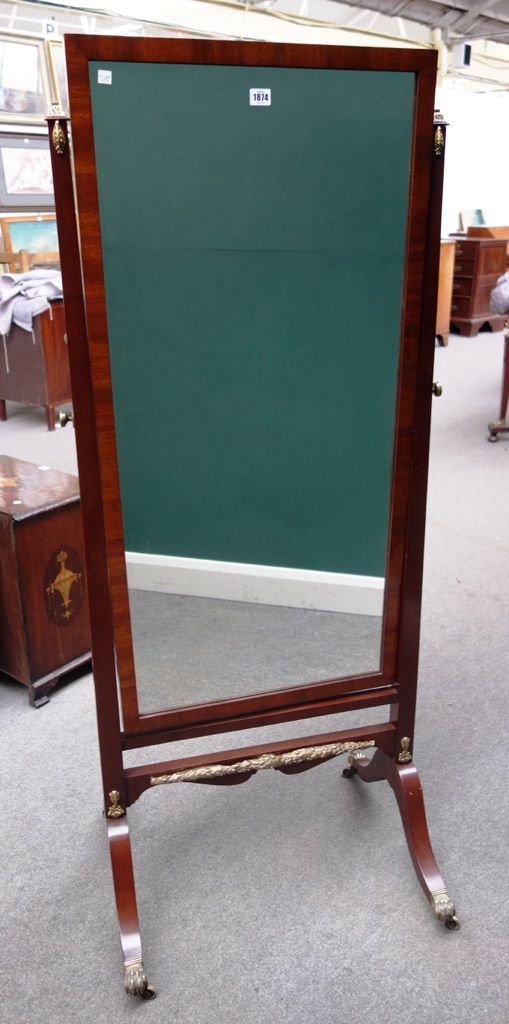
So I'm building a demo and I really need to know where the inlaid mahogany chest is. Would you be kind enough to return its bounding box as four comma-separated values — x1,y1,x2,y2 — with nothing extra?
0,455,91,706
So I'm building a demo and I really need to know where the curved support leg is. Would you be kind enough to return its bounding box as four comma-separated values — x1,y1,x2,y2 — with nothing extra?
343,748,459,930
108,817,156,999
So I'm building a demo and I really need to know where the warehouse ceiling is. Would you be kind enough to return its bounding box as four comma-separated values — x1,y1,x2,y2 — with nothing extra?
2,0,509,90
5,0,509,45
328,0,509,43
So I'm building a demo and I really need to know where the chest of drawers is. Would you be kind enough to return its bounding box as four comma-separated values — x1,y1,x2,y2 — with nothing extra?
450,237,507,337
0,299,71,430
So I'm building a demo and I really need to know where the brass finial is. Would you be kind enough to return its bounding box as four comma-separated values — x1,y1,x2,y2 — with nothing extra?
434,125,445,157
397,737,413,764
106,790,125,818
52,119,66,155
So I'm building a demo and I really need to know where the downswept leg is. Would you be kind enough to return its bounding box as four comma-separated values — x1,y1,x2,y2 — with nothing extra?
343,748,459,929
108,815,156,998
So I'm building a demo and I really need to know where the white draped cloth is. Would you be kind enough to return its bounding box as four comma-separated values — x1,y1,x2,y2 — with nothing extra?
0,270,63,336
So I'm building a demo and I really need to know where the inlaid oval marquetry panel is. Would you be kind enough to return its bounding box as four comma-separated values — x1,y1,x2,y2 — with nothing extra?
44,546,85,626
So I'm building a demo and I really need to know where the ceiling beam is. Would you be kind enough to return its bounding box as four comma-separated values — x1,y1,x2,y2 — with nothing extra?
388,0,414,14
449,0,508,33
307,0,509,44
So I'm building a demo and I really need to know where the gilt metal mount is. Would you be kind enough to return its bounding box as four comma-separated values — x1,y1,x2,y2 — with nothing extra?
107,790,125,819
431,890,460,929
397,737,413,764
51,119,66,156
124,959,155,998
434,125,445,157
151,740,375,786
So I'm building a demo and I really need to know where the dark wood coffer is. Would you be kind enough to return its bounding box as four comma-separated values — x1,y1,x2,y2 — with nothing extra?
0,455,91,706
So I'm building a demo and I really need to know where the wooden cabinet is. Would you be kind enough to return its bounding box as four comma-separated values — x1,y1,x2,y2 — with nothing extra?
450,236,507,337
467,225,509,265
0,298,71,430
0,456,91,706
436,239,456,346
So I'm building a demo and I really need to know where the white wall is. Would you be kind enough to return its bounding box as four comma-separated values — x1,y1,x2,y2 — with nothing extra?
437,84,509,236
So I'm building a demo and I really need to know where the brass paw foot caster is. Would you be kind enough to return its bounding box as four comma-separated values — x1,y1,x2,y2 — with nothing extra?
431,891,460,930
342,750,366,778
58,410,74,428
124,961,156,999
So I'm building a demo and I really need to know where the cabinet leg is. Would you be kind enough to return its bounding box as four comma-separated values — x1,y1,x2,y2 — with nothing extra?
0,399,6,421
108,816,156,999
343,748,459,929
46,405,56,431
29,687,51,708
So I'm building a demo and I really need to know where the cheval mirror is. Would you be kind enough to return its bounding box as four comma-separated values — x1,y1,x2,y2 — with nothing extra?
48,36,457,999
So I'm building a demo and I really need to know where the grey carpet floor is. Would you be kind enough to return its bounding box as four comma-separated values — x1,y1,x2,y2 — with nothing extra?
1,330,509,1024
130,589,381,711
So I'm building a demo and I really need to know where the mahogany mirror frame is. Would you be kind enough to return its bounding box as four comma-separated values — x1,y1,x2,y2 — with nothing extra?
47,36,458,999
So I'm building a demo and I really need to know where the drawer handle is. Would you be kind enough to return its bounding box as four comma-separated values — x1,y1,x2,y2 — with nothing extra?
456,246,463,254
455,264,463,271
452,304,458,311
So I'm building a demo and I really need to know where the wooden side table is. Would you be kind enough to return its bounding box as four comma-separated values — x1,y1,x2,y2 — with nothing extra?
0,456,91,706
436,238,456,346
0,299,71,430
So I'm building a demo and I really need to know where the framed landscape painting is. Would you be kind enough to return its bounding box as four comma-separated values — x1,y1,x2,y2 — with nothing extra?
0,134,54,210
0,35,50,123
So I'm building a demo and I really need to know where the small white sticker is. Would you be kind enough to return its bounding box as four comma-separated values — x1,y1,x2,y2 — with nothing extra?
249,88,271,106
98,69,112,85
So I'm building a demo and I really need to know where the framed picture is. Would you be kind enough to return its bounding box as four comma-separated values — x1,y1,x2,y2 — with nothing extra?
0,213,58,253
46,39,69,114
0,134,54,210
0,35,51,123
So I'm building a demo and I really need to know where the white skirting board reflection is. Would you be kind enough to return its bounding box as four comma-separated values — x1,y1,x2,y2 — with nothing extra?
125,552,384,616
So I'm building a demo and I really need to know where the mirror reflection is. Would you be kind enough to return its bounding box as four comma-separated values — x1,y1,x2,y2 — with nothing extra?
126,568,383,714
89,62,413,714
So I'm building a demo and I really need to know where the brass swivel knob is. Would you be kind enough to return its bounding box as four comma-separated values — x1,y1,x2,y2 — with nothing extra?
432,382,443,397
